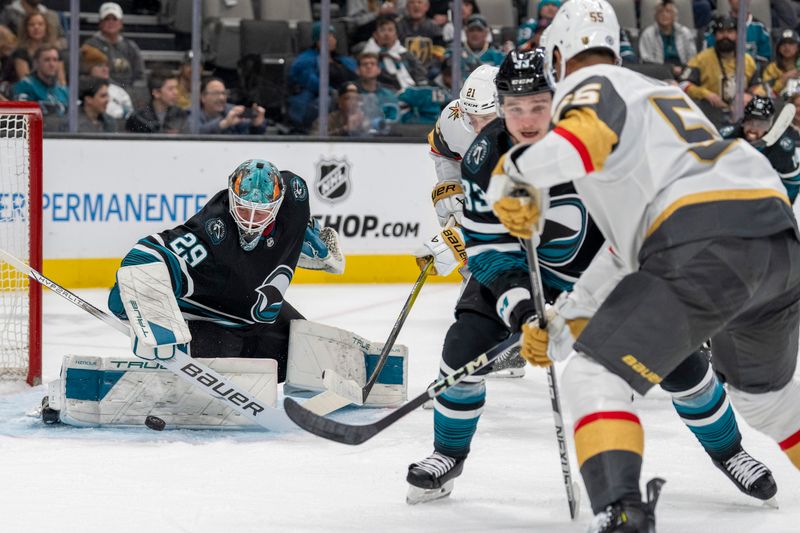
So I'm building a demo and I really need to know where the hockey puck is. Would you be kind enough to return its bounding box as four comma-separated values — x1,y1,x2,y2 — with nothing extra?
145,415,166,431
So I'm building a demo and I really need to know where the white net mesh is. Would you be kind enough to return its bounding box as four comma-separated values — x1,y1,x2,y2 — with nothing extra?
0,112,32,380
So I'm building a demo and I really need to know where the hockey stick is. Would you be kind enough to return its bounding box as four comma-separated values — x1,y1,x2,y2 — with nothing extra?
522,235,580,521
318,259,434,410
283,332,521,445
0,248,294,431
755,103,795,148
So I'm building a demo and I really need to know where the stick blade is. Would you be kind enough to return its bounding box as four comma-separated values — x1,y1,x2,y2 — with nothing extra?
283,398,378,445
322,369,365,406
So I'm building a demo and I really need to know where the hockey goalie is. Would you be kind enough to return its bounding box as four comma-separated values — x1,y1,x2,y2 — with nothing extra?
42,159,408,429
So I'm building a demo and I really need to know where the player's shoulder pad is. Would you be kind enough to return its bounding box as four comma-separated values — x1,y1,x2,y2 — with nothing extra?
554,74,626,138
779,134,796,152
281,171,309,203
462,120,503,177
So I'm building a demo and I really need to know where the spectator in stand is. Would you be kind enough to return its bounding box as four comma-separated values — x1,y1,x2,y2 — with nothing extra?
442,0,481,44
81,44,133,120
681,16,760,112
518,0,560,51
692,0,713,30
13,11,63,85
77,77,116,133
396,0,445,69
0,24,17,99
362,15,428,91
355,51,401,123
83,3,145,89
345,0,401,47
639,0,697,69
12,44,67,116
126,71,187,133
788,91,800,139
395,52,449,124
771,0,798,31
763,30,800,98
460,14,504,75
198,77,267,135
427,0,449,26
288,22,358,132
176,51,193,110
0,0,63,40
313,81,372,137
620,28,639,63
705,0,771,65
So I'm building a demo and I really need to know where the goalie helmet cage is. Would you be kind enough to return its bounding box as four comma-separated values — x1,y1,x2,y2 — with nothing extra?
0,102,43,386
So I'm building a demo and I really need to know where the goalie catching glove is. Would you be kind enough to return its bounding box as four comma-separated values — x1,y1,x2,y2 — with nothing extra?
520,291,591,367
431,180,466,227
116,262,191,361
414,227,467,276
298,218,345,274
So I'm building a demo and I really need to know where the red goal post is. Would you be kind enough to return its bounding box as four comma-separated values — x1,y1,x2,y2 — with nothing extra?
0,102,42,386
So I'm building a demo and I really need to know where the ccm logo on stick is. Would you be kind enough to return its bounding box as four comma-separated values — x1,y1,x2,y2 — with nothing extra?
181,363,266,416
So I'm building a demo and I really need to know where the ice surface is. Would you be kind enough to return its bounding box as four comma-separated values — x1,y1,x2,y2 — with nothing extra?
1,285,798,533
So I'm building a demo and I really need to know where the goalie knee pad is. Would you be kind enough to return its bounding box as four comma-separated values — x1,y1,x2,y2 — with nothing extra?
284,320,408,407
48,354,278,429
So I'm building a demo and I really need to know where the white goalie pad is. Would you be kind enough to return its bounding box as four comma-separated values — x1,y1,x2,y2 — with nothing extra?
48,355,277,429
117,262,192,352
284,320,408,407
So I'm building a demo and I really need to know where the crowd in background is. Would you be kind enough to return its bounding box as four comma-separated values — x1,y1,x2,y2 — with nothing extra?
3,0,800,137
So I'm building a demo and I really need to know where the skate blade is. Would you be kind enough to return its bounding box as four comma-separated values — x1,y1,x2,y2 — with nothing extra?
762,497,779,509
406,480,454,505
487,368,526,379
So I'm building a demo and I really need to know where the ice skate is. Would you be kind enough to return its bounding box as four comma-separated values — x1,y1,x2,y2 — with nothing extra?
487,346,526,378
713,448,778,503
589,478,665,533
406,451,465,504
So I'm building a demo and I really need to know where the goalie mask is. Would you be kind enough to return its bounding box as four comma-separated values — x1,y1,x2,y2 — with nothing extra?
228,159,285,251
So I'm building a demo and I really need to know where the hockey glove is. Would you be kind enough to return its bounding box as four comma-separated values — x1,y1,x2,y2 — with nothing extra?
414,227,467,276
431,180,465,227
520,294,591,367
485,174,547,239
299,218,345,274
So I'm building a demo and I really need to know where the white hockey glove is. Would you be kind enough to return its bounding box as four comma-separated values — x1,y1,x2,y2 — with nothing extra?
431,180,465,227
117,262,192,361
414,227,467,276
485,173,548,239
298,218,345,274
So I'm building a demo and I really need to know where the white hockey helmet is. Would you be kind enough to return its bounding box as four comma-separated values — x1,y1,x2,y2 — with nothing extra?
544,0,620,84
459,65,499,116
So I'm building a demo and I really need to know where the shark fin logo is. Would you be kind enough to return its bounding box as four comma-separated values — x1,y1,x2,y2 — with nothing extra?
251,265,293,323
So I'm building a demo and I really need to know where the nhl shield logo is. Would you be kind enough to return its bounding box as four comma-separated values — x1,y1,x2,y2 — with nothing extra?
315,158,352,204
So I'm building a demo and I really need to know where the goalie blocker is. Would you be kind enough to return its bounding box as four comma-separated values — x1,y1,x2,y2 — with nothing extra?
45,320,408,428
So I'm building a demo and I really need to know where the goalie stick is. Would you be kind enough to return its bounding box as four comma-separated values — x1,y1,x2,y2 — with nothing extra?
523,236,580,521
317,259,433,412
0,248,294,432
283,332,521,444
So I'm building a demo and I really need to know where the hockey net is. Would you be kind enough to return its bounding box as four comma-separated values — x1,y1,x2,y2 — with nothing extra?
0,103,42,385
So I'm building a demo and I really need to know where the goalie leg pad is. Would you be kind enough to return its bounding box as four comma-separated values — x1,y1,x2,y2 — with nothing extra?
284,320,408,407
51,354,277,429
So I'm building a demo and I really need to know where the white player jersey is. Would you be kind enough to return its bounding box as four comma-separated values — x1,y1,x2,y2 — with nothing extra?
428,100,479,183
505,64,791,269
